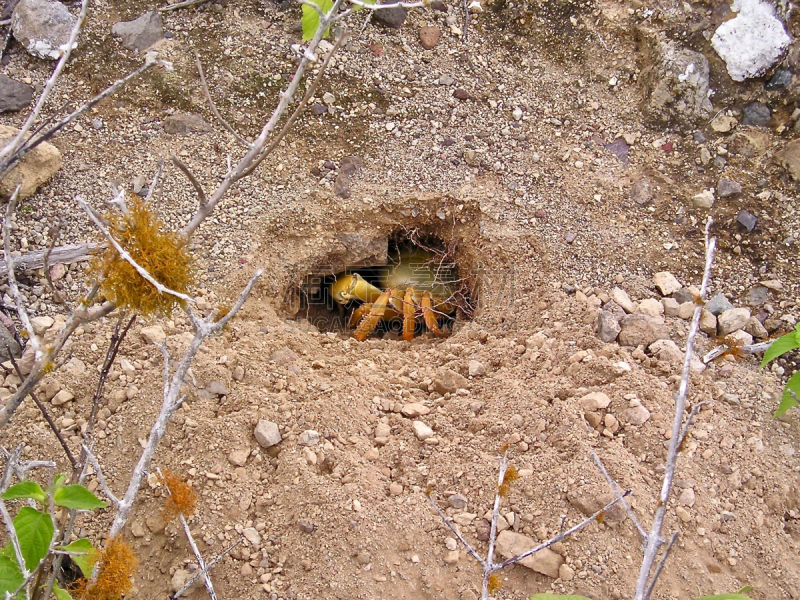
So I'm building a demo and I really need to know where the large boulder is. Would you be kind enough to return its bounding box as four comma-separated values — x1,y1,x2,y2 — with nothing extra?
639,33,712,131
11,0,77,60
0,125,62,199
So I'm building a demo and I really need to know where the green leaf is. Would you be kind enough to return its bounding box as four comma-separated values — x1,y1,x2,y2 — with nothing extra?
736,587,753,594
53,581,73,600
13,507,54,570
301,0,334,41
53,485,107,510
775,369,800,417
0,555,24,598
695,594,752,600
531,595,594,600
1,481,46,503
56,539,95,577
761,329,800,367
49,474,67,498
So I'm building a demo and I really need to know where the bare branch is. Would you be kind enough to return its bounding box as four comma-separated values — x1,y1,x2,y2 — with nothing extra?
633,219,716,600
170,155,208,208
108,270,261,537
644,531,679,600
145,160,165,204
77,195,194,304
425,493,487,568
194,53,251,148
3,186,39,356
172,539,242,599
81,446,120,507
159,0,212,12
591,451,647,541
702,341,770,364
0,242,104,278
0,0,90,170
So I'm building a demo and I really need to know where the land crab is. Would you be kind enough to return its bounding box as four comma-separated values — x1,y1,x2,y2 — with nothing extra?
330,249,460,341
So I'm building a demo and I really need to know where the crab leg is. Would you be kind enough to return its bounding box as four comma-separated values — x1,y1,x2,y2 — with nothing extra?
402,287,416,341
421,291,444,336
349,303,372,328
354,289,392,341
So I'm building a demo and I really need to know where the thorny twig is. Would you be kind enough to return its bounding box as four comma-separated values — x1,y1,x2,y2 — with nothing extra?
7,352,77,469
157,467,217,600
428,450,628,599
171,154,208,209
631,219,716,600
195,52,251,148
77,195,194,304
80,446,120,507
173,539,242,599
108,269,262,537
4,186,39,358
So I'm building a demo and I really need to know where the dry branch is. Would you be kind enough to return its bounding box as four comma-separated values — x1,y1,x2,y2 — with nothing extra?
0,242,104,278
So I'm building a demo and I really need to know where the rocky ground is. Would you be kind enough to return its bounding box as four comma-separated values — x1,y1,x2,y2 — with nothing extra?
2,0,800,599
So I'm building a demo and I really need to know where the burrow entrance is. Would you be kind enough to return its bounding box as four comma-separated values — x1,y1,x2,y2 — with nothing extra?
287,228,478,340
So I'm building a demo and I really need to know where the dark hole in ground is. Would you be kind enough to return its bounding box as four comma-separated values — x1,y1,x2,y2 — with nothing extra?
292,230,475,339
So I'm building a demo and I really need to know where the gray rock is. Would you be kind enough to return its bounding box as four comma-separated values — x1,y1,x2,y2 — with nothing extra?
618,314,668,347
164,113,212,135
717,177,742,198
672,288,695,304
640,35,712,131
311,103,327,115
662,297,680,317
495,531,564,578
766,69,792,90
0,323,21,360
11,0,77,60
744,286,771,306
339,155,363,176
596,311,621,343
630,178,654,206
741,102,771,126
0,75,33,112
111,11,164,53
373,5,407,28
298,430,320,446
705,293,733,316
737,210,757,232
449,493,468,510
623,404,651,426
254,420,281,448
717,308,751,336
333,172,351,198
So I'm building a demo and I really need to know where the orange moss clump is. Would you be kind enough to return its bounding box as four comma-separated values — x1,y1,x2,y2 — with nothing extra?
498,464,519,498
159,470,197,521
71,537,137,600
488,573,503,595
90,195,194,316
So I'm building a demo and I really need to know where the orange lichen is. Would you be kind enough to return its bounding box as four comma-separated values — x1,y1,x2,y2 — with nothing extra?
90,195,193,316
71,537,136,600
488,573,503,594
159,470,197,520
596,511,605,524
498,464,519,498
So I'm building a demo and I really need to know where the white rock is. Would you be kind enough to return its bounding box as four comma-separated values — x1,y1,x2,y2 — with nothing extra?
711,0,790,82
401,402,430,417
468,1,483,14
653,272,681,296
717,308,751,336
649,339,683,364
254,420,281,448
51,390,73,406
412,421,434,441
242,527,261,547
638,298,664,317
298,429,320,446
691,189,715,209
579,392,611,411
468,360,486,377
610,287,635,314
30,316,54,335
